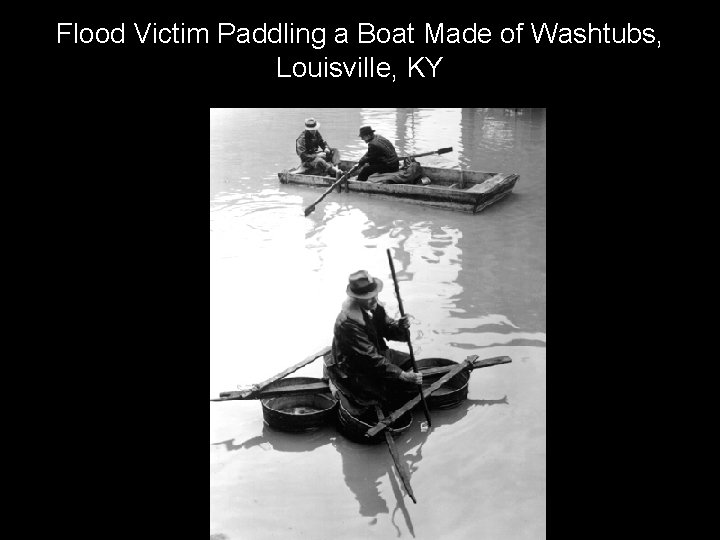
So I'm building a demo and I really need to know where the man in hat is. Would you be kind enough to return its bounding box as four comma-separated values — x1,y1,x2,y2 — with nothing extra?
324,270,422,419
296,117,343,178
356,126,400,182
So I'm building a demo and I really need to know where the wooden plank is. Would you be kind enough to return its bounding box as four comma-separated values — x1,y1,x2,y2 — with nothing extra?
286,173,492,204
471,175,519,213
469,355,512,369
285,165,497,187
228,346,331,400
347,180,481,203
377,406,417,504
332,167,491,185
358,195,476,213
420,355,512,377
283,176,481,212
212,356,511,401
464,173,519,194
366,356,479,438
420,166,495,185
213,356,512,400
213,381,330,401
464,173,504,193
473,190,512,213
284,174,336,187
279,167,520,215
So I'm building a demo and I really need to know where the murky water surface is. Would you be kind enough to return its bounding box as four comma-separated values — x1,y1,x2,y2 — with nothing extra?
210,108,546,539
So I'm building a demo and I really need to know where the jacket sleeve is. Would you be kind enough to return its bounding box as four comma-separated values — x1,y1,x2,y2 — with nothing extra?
317,132,328,151
377,306,409,342
361,139,392,167
358,141,381,166
338,319,404,379
296,133,309,159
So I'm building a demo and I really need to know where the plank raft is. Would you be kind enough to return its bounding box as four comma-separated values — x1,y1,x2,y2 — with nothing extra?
212,353,512,441
211,350,513,503
278,160,520,213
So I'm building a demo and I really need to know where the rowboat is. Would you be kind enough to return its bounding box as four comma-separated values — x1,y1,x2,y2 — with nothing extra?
212,351,512,443
279,159,520,214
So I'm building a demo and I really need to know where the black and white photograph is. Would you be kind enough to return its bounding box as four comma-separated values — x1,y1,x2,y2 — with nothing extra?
38,6,689,538
210,108,547,539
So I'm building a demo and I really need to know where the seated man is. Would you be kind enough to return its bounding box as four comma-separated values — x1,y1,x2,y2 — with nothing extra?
296,118,342,178
356,125,400,182
324,270,422,421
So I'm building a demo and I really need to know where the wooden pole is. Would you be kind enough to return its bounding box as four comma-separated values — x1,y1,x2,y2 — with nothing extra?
366,356,477,438
211,356,511,401
386,248,432,428
376,405,417,504
226,346,331,400
213,381,330,401
303,165,359,216
398,147,453,160
302,148,452,211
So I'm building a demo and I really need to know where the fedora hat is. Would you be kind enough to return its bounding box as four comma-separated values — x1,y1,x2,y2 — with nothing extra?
346,270,384,299
358,125,375,137
304,117,320,130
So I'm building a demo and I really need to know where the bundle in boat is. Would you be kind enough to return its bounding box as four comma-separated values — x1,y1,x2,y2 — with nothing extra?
212,355,512,436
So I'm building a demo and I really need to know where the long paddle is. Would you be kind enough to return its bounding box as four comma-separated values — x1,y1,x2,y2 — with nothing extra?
367,356,478,438
303,164,360,216
366,355,513,438
211,356,511,401
386,248,432,428
218,346,331,400
303,147,451,216
398,147,453,160
376,405,417,504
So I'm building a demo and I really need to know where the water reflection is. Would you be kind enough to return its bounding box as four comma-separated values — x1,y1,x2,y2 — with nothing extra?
211,394,509,537
213,424,336,453
332,395,509,536
331,436,395,518
347,108,543,172
298,190,544,360
316,107,542,173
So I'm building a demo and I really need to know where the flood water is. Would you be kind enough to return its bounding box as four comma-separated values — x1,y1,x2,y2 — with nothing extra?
210,108,546,539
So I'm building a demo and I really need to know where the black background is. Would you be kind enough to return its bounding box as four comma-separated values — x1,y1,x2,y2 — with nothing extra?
25,8,690,538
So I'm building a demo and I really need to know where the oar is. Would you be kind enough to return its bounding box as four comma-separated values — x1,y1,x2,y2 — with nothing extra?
303,164,360,217
216,345,331,400
386,248,432,428
211,381,330,401
367,356,478,438
366,355,513,438
376,405,417,504
398,146,453,160
211,357,512,401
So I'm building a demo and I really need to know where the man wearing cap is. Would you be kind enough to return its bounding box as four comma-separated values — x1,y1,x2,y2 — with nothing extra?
296,118,342,179
325,270,422,419
356,126,400,182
